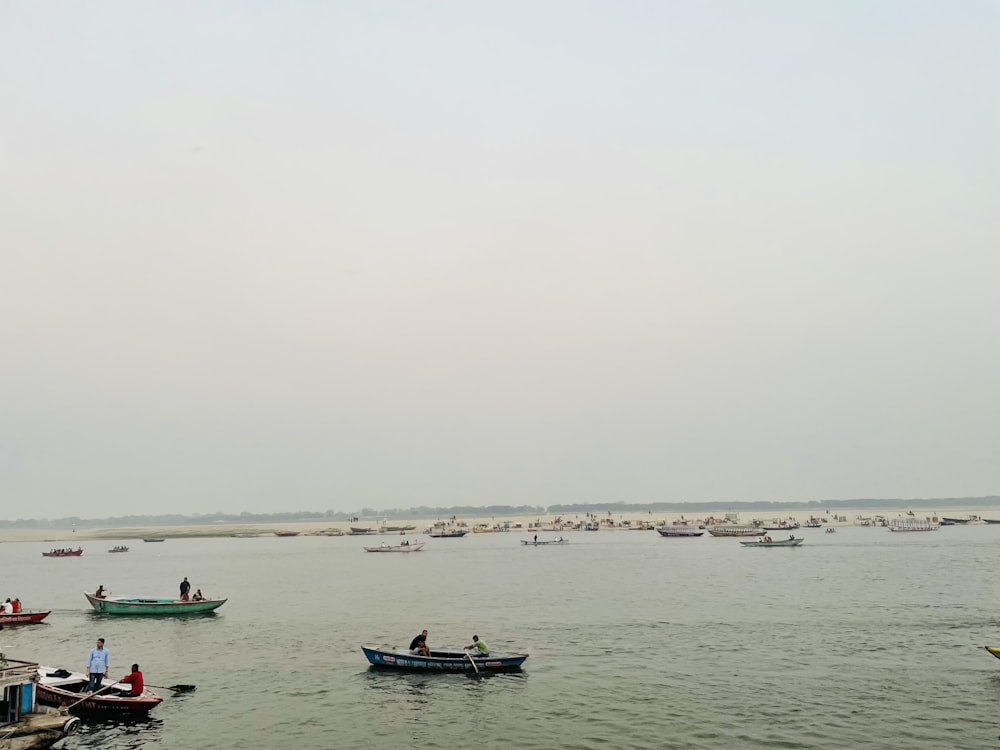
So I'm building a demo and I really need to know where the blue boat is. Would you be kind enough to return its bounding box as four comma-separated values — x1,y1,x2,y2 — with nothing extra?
362,645,528,672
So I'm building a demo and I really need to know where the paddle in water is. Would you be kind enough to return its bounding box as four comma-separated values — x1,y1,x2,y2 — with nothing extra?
147,683,196,692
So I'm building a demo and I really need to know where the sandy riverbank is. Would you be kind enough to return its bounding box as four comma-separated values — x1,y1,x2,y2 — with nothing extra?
2,505,997,543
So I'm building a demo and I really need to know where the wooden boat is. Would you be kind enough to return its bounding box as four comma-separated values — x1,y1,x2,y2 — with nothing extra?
142,538,165,542
740,536,804,547
349,527,377,535
521,538,568,545
428,529,468,538
656,524,704,537
985,646,1000,661
273,531,301,537
36,666,162,715
362,645,528,672
707,526,763,537
0,658,81,747
84,592,227,614
0,610,51,625
363,542,425,553
108,546,129,553
941,517,971,524
983,518,1000,524
41,548,82,557
762,522,800,531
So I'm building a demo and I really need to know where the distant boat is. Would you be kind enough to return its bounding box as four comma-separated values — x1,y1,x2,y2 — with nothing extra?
350,527,377,535
273,531,301,537
428,529,467,538
888,519,939,532
707,526,762,537
42,548,83,557
363,542,425,553
108,546,129,553
143,538,165,543
982,519,1000,524
656,524,704,538
84,592,227,615
942,517,971,524
740,537,804,547
521,538,568,546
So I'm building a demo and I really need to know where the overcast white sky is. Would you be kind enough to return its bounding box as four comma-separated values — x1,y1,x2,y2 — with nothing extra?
1,1,997,518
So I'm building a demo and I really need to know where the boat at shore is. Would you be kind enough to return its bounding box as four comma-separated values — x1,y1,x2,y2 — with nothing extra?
41,548,82,557
362,645,528,672
273,531,301,537
363,542,425,553
428,529,468,538
36,666,162,715
84,592,227,614
740,536,804,547
656,524,704,537
350,527,377,535
707,526,763,537
142,538,165,543
0,658,81,749
0,610,51,625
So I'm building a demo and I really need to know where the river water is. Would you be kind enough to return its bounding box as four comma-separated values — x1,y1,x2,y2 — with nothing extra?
2,525,999,749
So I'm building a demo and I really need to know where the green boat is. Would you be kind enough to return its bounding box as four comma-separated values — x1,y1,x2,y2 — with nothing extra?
85,592,227,615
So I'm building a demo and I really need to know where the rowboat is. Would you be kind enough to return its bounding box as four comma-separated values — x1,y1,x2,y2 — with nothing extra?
142,538,165,542
428,530,468,538
656,524,704,537
273,531,301,537
36,666,162,715
84,592,227,614
362,645,528,672
0,610,51,625
985,646,1000,661
363,542,425,553
739,537,804,547
521,538,568,545
41,548,82,557
108,546,129,553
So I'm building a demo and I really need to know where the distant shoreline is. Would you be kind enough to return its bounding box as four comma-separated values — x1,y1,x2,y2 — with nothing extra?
3,504,997,543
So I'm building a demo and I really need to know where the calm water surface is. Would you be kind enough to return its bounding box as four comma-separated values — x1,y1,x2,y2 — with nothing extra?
3,526,1000,749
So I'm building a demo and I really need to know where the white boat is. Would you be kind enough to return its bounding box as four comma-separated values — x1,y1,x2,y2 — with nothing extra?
363,542,425,552
888,519,939,532
656,524,704,537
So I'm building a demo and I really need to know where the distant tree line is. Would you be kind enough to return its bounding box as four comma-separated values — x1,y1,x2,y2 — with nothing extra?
0,496,996,528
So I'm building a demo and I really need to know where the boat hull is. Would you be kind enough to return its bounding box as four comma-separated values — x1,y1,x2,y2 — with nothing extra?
0,611,51,625
521,540,568,545
362,646,527,672
363,543,425,552
85,593,226,614
41,550,83,557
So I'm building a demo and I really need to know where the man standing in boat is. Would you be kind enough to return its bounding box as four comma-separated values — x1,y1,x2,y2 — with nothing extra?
179,577,191,602
85,638,110,693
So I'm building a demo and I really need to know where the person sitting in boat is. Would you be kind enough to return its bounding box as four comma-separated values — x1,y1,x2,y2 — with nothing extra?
788,534,795,540
1,599,12,614
118,663,144,697
192,589,204,601
409,629,431,656
764,536,772,543
95,585,105,599
12,598,21,613
465,635,490,656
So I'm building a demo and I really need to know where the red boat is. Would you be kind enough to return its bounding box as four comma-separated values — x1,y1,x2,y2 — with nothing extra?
0,610,51,625
36,667,163,715
42,548,83,557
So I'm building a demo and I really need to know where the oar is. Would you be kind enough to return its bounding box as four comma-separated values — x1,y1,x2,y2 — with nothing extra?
465,651,479,674
147,683,196,693
63,681,116,711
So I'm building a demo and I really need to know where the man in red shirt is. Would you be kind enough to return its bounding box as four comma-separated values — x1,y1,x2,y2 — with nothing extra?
120,664,144,697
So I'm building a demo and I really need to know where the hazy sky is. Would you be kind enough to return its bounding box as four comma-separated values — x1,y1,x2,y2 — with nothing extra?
2,1,997,518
